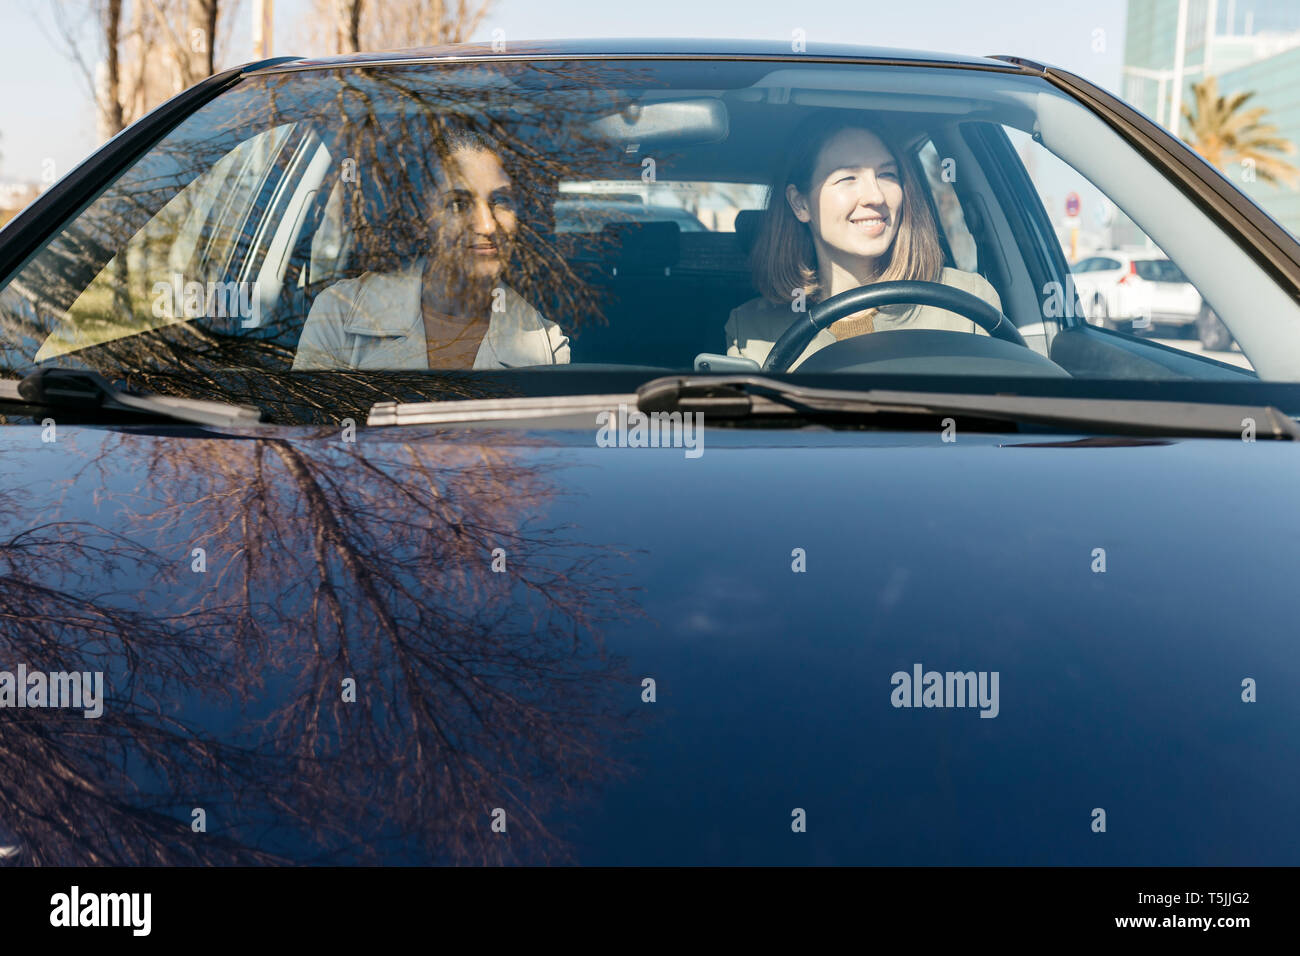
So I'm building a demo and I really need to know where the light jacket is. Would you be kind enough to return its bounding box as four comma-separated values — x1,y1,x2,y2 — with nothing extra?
292,262,569,370
724,266,1002,369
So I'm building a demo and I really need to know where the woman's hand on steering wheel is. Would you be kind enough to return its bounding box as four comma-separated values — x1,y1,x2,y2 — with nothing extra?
761,280,1025,373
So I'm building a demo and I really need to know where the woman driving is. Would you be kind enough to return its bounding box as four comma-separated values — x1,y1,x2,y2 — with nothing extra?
726,113,1001,369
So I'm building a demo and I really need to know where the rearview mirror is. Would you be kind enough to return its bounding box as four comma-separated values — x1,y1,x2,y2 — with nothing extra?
590,98,728,146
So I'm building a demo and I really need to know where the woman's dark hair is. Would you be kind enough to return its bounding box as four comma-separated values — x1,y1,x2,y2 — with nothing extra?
439,125,495,157
750,111,944,304
341,118,512,275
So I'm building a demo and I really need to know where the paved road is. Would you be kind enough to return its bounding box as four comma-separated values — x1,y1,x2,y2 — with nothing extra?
1149,337,1252,370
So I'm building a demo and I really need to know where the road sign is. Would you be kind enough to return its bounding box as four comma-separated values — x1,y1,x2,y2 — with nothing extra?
1065,192,1081,218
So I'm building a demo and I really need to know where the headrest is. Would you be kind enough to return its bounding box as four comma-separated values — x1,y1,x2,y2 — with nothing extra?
603,221,680,271
734,209,764,257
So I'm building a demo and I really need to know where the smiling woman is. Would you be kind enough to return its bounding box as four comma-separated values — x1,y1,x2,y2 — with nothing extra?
291,126,570,371
727,111,1002,369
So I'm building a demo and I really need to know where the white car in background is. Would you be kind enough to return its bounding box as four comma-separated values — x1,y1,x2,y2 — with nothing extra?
1072,249,1233,350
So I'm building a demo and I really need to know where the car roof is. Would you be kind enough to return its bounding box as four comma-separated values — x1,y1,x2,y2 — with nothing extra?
243,38,1032,75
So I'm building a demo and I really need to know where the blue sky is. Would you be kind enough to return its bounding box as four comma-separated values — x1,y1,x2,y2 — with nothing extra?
1,0,1128,182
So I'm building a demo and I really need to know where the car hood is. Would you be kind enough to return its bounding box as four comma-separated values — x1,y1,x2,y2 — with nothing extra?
1,422,1296,865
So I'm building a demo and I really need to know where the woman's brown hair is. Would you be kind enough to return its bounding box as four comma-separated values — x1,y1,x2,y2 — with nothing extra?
750,112,944,305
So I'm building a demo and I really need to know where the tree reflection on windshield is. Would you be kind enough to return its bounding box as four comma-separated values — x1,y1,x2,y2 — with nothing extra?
0,61,667,420
0,429,643,864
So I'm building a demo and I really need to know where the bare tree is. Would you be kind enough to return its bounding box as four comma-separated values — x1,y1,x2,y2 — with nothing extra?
305,0,493,55
102,0,126,135
47,0,241,139
146,0,224,87
363,0,492,49
188,0,219,77
336,0,363,52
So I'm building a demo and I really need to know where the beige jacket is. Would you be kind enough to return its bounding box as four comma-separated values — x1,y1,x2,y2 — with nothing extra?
292,262,569,370
724,267,1002,369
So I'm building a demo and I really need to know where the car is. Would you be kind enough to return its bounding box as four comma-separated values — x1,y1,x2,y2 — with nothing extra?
1071,250,1189,326
1071,248,1233,349
2,39,1299,867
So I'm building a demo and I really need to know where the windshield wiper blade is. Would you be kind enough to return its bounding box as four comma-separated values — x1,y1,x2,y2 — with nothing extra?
0,368,262,428
367,392,635,426
636,375,1300,440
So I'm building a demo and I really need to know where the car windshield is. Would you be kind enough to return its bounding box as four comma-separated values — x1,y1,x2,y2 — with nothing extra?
4,56,1300,424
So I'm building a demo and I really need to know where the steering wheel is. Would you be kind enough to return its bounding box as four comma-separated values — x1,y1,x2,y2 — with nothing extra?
762,280,1027,373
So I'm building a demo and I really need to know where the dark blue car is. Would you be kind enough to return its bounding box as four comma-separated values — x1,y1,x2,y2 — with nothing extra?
0,40,1298,868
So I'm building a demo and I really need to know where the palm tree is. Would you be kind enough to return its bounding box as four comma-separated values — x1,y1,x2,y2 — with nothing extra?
1181,76,1300,188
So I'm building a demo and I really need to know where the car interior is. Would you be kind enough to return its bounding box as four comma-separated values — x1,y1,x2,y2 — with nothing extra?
233,73,1273,380
19,60,1300,385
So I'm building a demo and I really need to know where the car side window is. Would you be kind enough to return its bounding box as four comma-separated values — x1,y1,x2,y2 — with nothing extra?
31,124,302,363
1002,125,1252,370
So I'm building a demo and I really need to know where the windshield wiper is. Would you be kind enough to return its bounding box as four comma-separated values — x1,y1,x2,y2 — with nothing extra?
636,375,1300,440
365,374,1299,439
367,391,635,426
0,368,262,428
